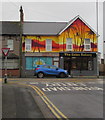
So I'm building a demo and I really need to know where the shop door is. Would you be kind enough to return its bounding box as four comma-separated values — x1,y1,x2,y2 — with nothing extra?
64,58,72,75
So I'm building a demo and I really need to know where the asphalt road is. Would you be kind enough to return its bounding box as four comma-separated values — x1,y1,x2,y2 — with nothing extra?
2,84,44,119
28,80,104,119
2,77,104,119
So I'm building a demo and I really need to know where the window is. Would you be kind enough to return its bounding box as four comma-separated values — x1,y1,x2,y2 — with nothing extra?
64,57,94,71
26,57,52,70
53,62,59,67
78,57,93,70
2,59,19,69
7,39,13,50
84,39,91,51
66,38,72,51
46,39,52,51
25,39,32,51
53,57,59,67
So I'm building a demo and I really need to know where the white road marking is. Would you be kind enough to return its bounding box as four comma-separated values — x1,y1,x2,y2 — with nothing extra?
41,86,103,92
29,82,39,85
29,81,103,92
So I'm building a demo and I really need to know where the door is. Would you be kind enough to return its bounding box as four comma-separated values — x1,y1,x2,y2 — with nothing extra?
64,57,72,75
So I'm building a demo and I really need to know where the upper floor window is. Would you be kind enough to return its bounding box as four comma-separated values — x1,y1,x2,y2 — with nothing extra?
66,38,72,51
25,39,32,51
7,39,13,50
84,39,91,51
46,39,52,51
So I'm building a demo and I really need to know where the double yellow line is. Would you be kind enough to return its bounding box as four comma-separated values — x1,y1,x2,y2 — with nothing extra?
28,84,69,120
9,82,69,119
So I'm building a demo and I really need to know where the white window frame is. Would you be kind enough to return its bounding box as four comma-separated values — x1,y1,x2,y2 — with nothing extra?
84,38,91,51
46,39,52,51
7,39,13,50
25,39,32,51
66,38,72,51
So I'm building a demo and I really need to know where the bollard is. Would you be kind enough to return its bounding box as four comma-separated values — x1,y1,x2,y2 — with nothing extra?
4,74,7,83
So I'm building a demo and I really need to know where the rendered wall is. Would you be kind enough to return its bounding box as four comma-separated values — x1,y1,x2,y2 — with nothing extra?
22,18,97,52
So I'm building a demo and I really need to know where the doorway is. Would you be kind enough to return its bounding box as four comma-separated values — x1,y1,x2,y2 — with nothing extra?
64,57,72,75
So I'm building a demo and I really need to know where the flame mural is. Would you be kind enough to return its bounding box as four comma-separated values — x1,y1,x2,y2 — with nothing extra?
22,18,97,52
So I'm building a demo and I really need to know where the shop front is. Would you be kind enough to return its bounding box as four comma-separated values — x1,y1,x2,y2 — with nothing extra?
59,52,97,76
22,52,59,77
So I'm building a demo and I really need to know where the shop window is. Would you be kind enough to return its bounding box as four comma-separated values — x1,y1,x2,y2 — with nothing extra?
26,57,33,70
26,57,52,70
53,57,59,67
25,39,32,51
88,61,92,70
54,62,59,67
66,38,72,51
64,57,94,71
7,39,13,50
76,57,93,71
84,39,91,51
46,39,52,51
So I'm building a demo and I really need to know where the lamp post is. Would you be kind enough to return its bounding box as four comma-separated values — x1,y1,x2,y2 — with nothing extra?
96,0,99,78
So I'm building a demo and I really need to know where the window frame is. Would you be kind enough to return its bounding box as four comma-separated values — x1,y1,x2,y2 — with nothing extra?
25,39,32,51
46,39,52,51
66,38,72,51
84,38,91,51
7,39,14,50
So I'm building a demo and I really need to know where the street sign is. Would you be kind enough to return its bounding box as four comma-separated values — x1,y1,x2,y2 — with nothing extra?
2,48,10,56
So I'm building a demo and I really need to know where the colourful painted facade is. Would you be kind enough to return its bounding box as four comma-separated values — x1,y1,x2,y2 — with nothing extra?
22,18,97,52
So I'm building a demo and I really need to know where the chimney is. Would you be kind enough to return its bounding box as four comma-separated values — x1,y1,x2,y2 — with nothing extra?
20,6,24,23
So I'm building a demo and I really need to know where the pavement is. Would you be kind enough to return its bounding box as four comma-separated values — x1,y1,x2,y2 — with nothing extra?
1,76,104,83
2,84,45,119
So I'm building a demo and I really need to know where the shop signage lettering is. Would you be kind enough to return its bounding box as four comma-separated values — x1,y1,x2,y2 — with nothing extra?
64,53,93,57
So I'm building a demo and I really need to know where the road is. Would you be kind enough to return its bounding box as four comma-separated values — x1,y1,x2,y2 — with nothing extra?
2,77,104,119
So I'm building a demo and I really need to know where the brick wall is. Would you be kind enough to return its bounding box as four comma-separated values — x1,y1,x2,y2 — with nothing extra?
2,36,20,56
0,69,20,77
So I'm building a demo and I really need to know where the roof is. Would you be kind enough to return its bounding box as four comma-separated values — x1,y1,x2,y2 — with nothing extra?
23,22,67,35
0,15,98,36
58,15,98,36
0,21,20,35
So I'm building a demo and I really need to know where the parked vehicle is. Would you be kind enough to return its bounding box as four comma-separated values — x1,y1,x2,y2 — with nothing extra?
34,65,68,78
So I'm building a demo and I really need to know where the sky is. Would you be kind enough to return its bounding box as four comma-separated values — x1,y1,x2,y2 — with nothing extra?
1,0,104,58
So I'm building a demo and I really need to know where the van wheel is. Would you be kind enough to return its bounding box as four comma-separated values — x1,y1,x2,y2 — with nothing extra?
59,73,66,78
37,72,44,78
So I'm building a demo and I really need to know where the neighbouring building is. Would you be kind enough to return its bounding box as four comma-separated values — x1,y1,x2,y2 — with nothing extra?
103,1,105,74
21,15,99,77
0,21,20,77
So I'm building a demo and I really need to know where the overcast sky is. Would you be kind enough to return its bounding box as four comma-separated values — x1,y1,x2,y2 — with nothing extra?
1,0,104,58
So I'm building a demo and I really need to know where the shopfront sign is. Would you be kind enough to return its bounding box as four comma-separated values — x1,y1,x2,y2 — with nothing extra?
60,52,96,57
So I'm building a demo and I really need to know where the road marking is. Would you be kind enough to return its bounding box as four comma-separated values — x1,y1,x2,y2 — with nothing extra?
16,82,68,119
29,82,39,85
28,85,62,119
34,85,68,119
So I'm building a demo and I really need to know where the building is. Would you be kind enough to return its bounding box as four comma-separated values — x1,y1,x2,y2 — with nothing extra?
103,2,105,74
21,15,99,77
0,21,20,77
